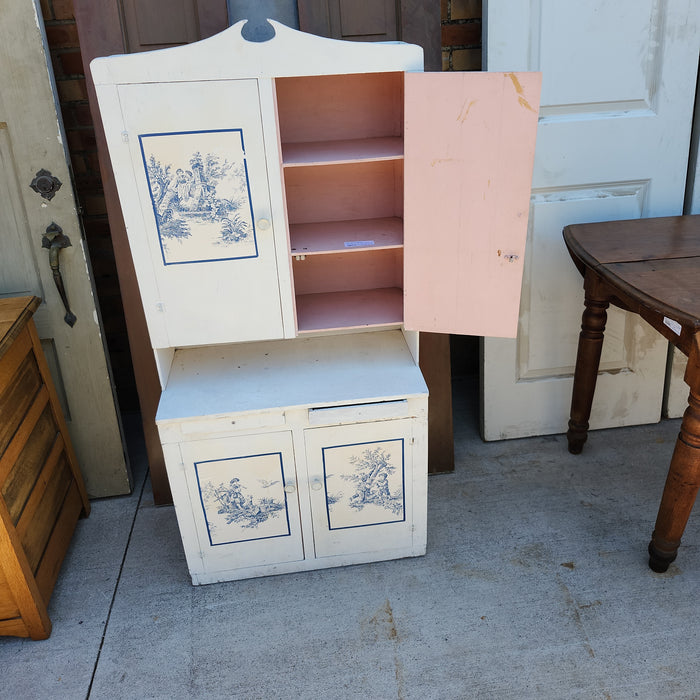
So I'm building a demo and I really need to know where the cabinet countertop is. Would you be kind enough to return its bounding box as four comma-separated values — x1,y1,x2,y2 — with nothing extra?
157,329,427,423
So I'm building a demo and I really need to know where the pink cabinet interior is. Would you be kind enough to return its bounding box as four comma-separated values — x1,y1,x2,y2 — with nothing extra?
275,72,406,334
275,69,541,338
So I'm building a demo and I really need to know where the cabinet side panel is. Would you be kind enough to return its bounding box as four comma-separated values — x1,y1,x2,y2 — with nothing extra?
403,72,541,337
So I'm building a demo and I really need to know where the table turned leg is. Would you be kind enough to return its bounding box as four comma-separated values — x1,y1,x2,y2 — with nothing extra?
648,371,700,572
567,274,610,454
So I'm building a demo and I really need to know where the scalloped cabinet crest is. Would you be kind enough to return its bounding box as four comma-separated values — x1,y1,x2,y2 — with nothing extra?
91,20,540,584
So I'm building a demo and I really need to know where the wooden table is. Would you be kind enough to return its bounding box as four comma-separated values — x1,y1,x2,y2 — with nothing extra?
563,215,700,573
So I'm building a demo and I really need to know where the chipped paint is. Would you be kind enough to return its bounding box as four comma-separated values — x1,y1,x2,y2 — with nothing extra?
430,157,455,167
507,72,536,113
458,98,477,122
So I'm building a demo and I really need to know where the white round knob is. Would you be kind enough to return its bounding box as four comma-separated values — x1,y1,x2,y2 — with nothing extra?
311,480,323,491
284,483,296,494
257,218,271,231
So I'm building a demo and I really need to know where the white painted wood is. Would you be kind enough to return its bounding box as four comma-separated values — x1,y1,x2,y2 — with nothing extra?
260,78,296,340
157,330,427,427
178,432,305,578
91,23,428,354
482,0,700,440
105,79,286,348
307,400,409,425
90,20,424,84
0,0,129,496
156,336,428,583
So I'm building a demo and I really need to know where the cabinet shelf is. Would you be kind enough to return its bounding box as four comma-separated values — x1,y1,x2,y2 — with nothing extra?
276,70,405,336
281,137,403,167
290,217,403,255
295,287,403,333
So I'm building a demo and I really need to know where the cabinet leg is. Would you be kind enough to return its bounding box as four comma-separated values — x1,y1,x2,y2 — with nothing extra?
648,384,700,572
567,276,610,454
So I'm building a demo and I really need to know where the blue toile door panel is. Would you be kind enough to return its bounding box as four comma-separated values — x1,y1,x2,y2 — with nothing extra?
115,79,285,348
179,431,304,575
304,418,416,559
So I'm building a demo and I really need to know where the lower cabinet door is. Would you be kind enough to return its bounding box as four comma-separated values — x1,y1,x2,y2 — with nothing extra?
178,431,304,576
304,419,416,560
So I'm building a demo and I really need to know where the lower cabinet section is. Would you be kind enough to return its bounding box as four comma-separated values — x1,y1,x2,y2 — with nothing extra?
162,410,426,585
157,330,428,585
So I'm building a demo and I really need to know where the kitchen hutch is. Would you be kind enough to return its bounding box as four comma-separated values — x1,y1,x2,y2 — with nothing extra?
92,20,540,584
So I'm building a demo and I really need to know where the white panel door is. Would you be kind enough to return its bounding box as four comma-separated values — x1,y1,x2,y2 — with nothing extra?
0,0,129,496
481,1,700,440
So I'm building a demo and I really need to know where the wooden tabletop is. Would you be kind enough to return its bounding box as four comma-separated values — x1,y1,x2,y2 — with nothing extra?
0,296,41,359
563,216,700,331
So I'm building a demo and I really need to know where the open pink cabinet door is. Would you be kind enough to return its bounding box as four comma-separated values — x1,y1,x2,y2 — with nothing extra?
403,71,541,337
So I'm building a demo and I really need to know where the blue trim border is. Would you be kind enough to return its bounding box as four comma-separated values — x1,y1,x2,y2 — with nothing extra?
138,128,259,266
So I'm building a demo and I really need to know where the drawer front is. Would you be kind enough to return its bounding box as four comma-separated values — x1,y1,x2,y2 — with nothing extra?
178,410,286,438
2,399,57,525
308,400,409,426
0,349,42,457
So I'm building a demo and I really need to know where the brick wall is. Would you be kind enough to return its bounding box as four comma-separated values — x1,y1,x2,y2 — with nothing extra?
41,0,139,412
441,0,482,71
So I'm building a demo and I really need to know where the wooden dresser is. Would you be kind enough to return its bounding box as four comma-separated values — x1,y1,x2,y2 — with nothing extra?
0,296,90,639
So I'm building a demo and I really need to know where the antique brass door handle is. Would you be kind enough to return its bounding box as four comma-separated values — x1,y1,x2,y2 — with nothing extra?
41,223,76,327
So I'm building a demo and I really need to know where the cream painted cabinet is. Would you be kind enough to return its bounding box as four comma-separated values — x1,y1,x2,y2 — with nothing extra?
156,331,427,584
92,20,539,584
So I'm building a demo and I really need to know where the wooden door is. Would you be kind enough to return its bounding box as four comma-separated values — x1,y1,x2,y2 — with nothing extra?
298,0,398,40
403,71,540,338
298,1,442,78
0,1,130,497
481,1,700,440
73,0,229,504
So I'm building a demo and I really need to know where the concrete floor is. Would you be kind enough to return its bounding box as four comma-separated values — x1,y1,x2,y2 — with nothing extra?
2,378,699,699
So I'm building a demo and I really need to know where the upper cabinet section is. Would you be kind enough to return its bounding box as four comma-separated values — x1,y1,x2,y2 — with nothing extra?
92,20,540,347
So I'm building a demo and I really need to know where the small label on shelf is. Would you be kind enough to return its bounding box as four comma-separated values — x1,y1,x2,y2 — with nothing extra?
345,240,375,248
663,316,682,336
